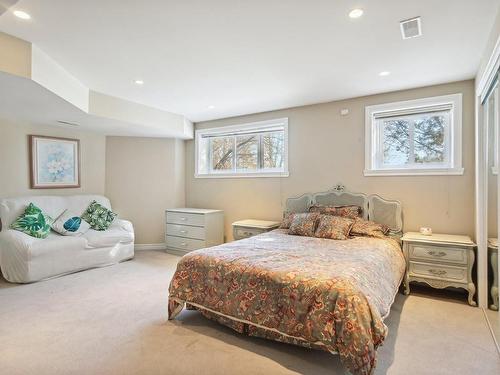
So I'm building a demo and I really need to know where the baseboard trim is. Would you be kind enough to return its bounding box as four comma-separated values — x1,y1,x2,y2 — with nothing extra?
134,243,166,251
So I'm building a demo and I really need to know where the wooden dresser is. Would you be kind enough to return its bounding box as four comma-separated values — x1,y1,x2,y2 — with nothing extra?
165,208,224,256
402,232,476,306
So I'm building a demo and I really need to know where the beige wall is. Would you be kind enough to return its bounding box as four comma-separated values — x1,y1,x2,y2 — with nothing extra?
0,118,106,198
186,80,476,241
105,137,185,244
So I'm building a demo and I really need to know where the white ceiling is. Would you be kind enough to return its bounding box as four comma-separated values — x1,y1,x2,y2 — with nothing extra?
0,0,499,122
0,72,191,138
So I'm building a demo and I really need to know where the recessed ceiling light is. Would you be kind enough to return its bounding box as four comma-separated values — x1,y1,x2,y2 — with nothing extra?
348,9,363,19
134,79,144,85
208,105,215,109
379,71,391,77
13,10,31,20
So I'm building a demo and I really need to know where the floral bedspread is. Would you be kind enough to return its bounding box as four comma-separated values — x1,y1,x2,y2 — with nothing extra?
168,229,405,375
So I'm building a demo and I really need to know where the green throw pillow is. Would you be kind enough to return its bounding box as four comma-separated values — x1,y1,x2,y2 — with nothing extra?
81,200,117,231
10,203,53,239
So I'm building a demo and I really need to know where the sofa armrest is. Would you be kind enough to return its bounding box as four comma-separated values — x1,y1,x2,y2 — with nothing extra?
0,229,37,261
110,219,134,234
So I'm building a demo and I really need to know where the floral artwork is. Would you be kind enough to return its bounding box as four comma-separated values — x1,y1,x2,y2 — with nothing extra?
30,135,80,188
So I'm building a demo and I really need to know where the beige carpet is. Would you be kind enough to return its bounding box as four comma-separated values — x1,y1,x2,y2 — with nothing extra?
0,250,499,375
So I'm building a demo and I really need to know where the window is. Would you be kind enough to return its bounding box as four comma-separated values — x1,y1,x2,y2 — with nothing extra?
364,94,463,176
195,118,288,178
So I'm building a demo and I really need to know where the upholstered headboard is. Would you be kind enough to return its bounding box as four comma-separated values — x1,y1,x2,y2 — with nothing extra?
284,186,403,234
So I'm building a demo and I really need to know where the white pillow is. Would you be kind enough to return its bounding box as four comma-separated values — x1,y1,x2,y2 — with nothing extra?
51,209,91,236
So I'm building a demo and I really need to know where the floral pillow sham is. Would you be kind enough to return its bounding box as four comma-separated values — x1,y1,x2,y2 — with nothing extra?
279,212,295,229
351,218,390,238
309,204,362,219
288,212,320,237
10,203,53,239
314,215,354,240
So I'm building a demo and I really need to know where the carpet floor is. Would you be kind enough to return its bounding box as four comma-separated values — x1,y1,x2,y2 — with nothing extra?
0,250,499,375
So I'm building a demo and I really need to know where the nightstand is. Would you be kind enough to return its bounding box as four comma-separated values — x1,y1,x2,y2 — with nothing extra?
402,232,476,306
232,219,280,240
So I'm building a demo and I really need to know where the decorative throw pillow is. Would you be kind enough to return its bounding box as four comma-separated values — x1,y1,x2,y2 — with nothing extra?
314,215,354,240
52,209,91,236
279,212,295,229
351,219,390,238
81,201,117,231
309,204,362,219
10,203,53,239
288,212,320,237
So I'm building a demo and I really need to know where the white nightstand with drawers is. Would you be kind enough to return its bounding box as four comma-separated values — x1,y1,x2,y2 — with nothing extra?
232,219,281,240
165,208,224,256
402,232,476,306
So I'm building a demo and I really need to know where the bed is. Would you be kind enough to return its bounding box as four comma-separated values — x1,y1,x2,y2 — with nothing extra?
168,188,406,375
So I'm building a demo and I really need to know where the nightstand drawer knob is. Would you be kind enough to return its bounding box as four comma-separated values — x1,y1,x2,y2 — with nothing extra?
428,269,447,276
428,250,447,257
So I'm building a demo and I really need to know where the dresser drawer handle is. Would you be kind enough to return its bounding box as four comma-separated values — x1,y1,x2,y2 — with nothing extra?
180,217,187,221
180,242,187,246
428,250,447,257
180,230,187,234
428,269,447,276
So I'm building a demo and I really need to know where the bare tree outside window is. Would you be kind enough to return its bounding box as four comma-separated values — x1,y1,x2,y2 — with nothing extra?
211,136,233,170
263,132,284,169
236,135,258,170
210,131,285,171
382,112,446,167
414,115,445,163
383,119,410,165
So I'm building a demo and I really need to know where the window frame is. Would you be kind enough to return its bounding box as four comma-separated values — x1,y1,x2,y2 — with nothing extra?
195,118,289,178
364,94,464,176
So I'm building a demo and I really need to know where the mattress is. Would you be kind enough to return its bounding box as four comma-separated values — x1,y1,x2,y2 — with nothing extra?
168,229,405,375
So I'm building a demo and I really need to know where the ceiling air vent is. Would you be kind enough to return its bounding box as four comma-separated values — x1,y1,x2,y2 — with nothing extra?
400,17,422,39
57,120,80,127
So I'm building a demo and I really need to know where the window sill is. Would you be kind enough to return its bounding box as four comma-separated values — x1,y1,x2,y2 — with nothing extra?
195,171,289,179
364,167,464,177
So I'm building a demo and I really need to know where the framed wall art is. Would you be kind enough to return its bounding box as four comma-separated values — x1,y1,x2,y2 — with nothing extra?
29,135,80,189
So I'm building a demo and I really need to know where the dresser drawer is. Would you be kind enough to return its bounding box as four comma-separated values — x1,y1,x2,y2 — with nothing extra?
166,224,205,240
233,227,266,240
409,261,467,283
409,244,467,265
166,212,205,227
166,236,206,252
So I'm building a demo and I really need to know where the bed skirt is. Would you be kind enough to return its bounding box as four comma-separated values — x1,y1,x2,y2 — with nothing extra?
168,297,333,353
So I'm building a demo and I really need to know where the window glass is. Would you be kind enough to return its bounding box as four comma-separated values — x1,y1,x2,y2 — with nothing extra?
210,136,234,171
236,135,258,170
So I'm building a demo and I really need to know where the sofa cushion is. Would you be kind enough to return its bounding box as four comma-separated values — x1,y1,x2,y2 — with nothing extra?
51,209,91,236
10,203,54,239
82,219,134,248
81,201,117,231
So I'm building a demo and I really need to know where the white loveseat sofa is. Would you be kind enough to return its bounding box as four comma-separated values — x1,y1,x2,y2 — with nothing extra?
0,195,134,283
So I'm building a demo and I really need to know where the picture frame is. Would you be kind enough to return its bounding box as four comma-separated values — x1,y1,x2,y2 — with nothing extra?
29,135,81,189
